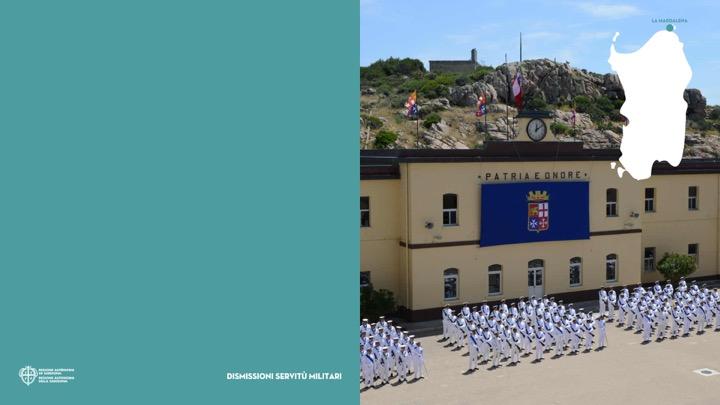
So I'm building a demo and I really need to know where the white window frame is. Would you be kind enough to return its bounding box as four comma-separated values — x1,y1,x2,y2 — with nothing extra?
488,264,502,296
644,188,655,213
688,186,698,211
442,193,458,226
569,257,582,287
360,196,370,227
606,254,618,282
644,247,656,272
606,188,618,217
443,269,459,301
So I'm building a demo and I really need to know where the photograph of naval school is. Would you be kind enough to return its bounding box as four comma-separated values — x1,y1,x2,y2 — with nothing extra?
361,121,720,321
359,121,720,404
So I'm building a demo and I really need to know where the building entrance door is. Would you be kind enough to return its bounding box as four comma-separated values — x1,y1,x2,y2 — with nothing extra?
528,263,544,298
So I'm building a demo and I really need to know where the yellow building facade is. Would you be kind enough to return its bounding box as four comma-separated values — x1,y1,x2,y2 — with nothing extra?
360,141,720,320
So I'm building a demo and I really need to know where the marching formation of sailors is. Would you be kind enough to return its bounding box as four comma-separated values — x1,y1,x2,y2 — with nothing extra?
442,296,607,372
598,279,720,343
360,316,425,389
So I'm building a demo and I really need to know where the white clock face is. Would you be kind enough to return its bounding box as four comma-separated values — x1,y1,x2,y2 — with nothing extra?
527,118,547,142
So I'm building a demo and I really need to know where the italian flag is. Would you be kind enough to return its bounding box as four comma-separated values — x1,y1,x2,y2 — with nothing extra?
511,71,523,108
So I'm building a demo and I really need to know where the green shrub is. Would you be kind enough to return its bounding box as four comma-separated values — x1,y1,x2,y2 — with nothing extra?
360,284,397,321
455,75,469,86
376,84,392,96
469,66,494,82
423,113,442,128
361,115,383,130
390,95,408,108
594,96,614,114
613,98,625,110
657,252,697,284
573,96,591,113
550,121,570,135
360,57,425,83
526,94,547,110
434,73,457,86
374,130,398,149
709,106,720,120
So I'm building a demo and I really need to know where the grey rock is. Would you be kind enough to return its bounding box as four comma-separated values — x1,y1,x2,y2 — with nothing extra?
684,89,706,121
448,85,479,106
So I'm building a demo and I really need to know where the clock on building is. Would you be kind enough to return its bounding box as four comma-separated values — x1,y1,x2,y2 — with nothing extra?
527,118,547,142
515,110,557,142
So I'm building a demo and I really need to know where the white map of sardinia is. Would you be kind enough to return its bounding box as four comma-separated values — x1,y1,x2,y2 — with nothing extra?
608,31,692,180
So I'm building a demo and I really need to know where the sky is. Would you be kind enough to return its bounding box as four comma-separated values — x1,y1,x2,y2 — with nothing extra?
361,0,720,104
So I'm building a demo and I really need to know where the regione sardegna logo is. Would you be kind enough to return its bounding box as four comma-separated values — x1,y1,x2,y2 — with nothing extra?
19,365,38,386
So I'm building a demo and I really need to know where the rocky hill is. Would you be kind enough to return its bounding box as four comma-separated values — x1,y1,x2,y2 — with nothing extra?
360,58,720,157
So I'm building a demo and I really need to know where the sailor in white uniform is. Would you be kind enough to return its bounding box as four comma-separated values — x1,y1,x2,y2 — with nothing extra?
490,330,502,368
442,305,452,340
607,289,617,321
570,319,582,353
642,311,653,343
661,306,671,340
682,304,693,336
583,317,595,350
510,327,522,365
412,342,424,380
361,348,376,388
397,345,410,382
467,326,480,372
534,327,546,362
480,327,492,363
599,288,607,316
596,315,607,349
379,347,391,385
617,292,627,326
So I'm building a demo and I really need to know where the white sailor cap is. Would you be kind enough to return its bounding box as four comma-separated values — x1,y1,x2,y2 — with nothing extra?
408,335,415,339
362,319,368,322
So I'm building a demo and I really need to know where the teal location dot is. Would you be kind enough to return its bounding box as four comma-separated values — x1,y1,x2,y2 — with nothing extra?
666,24,674,32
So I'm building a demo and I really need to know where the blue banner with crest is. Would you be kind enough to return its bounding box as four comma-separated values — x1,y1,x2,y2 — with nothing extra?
480,181,590,247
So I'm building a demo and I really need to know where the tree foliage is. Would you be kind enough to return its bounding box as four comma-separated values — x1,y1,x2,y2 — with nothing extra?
361,114,383,130
423,112,442,129
526,94,547,110
374,130,398,149
360,284,397,321
550,121,570,135
361,58,426,82
657,252,697,283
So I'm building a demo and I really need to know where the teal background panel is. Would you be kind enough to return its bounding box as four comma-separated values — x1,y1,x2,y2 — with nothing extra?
0,1,358,403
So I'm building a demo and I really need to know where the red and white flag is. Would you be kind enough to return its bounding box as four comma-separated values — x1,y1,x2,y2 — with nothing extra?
511,71,523,108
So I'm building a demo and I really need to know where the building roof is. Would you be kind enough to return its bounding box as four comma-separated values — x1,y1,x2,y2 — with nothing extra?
360,141,720,179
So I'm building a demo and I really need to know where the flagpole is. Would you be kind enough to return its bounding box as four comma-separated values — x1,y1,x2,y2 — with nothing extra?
484,94,488,136
519,32,523,112
505,53,509,141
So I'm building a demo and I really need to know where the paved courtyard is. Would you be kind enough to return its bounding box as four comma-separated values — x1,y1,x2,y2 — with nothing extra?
361,321,720,405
